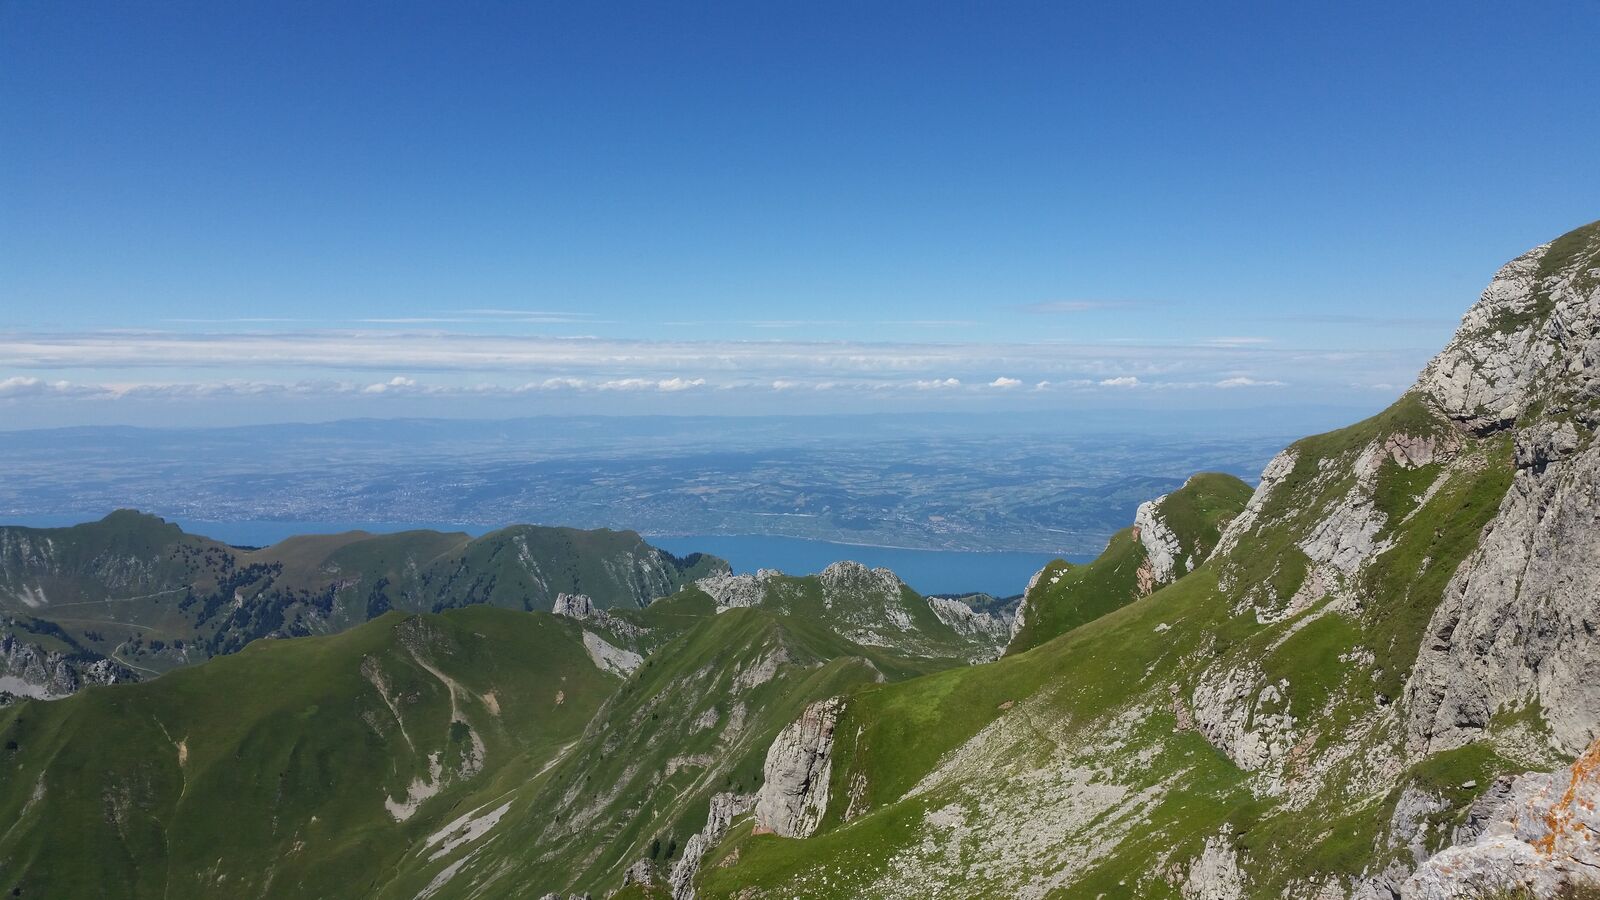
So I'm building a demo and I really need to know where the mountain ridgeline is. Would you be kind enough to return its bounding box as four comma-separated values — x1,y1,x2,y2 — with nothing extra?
0,516,727,698
4,219,1600,898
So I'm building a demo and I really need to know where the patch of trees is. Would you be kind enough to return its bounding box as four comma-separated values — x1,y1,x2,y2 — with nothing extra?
366,577,392,619
189,562,283,626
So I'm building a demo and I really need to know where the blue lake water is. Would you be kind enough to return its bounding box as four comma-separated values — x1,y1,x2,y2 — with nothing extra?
4,513,1080,598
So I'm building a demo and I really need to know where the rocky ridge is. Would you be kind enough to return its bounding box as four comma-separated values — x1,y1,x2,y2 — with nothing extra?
0,630,133,700
1404,227,1600,759
705,220,1600,899
0,516,724,698
696,561,1015,661
1134,492,1190,592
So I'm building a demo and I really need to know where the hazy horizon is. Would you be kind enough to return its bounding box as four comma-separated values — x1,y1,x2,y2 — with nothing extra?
0,400,1387,433
6,3,1599,429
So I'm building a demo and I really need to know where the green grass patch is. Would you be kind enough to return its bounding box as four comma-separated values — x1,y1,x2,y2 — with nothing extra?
1363,435,1513,700
1007,473,1250,657
1156,472,1255,563
1005,529,1144,655
1260,611,1362,720
1373,459,1443,533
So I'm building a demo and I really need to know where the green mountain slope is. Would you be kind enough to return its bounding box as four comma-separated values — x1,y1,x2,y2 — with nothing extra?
687,219,1600,898
389,565,1011,897
698,395,1516,897
0,557,1000,899
1006,471,1251,655
0,514,725,698
0,606,617,899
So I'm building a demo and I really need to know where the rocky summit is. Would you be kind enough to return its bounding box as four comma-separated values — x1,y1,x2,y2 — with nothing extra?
2,220,1599,899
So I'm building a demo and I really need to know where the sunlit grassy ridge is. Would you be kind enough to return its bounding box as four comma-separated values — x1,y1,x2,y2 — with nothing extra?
1006,471,1251,655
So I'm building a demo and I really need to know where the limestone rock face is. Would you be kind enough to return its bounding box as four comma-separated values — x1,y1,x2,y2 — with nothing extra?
580,630,643,677
1190,665,1297,792
694,569,779,612
1182,831,1247,899
1405,224,1600,759
667,791,756,900
818,560,904,603
1352,783,1454,897
1405,437,1600,757
754,697,843,838
1009,563,1051,642
1134,495,1188,590
0,631,135,700
1416,244,1566,434
1215,449,1299,562
1405,737,1600,898
551,592,596,619
925,596,1010,643
620,858,655,888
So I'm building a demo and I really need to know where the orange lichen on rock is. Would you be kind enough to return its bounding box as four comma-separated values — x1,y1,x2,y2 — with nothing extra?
1532,734,1600,857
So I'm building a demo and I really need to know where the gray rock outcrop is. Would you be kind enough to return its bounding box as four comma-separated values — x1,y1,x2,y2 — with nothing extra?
818,561,904,604
1415,242,1568,434
1182,831,1247,899
925,596,1010,642
580,630,643,677
754,696,843,838
1405,433,1600,757
1406,225,1600,758
619,857,655,888
1008,563,1052,644
1134,495,1188,590
1404,737,1600,898
0,631,136,699
1215,449,1299,564
1190,665,1297,792
694,569,779,612
551,592,596,619
1357,783,1452,897
667,791,756,900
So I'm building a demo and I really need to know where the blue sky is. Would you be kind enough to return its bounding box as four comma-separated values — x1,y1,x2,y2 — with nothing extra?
2,0,1597,426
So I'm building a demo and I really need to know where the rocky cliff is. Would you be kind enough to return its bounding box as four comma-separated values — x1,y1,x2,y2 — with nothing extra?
695,219,1600,899
1405,226,1600,760
753,696,843,838
1406,735,1600,897
0,627,133,700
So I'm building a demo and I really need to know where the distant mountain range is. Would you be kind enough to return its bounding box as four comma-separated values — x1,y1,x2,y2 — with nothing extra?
0,513,724,698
